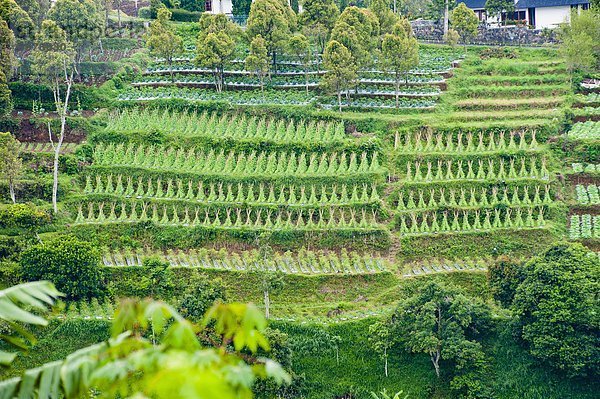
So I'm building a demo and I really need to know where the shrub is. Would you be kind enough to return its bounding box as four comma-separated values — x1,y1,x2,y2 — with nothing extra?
512,243,600,378
178,273,226,321
20,235,105,301
0,203,50,229
487,256,525,307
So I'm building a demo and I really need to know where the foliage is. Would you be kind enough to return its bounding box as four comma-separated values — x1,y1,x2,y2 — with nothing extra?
178,274,226,322
381,20,419,108
450,3,479,47
232,0,253,16
512,243,600,378
246,0,295,68
393,281,492,398
0,300,290,398
299,0,340,53
0,132,22,203
487,256,524,307
369,0,397,35
47,0,104,55
0,0,34,38
0,18,16,80
0,203,49,229
331,6,379,70
559,10,600,77
444,28,460,47
246,35,270,95
0,71,10,118
322,40,357,112
29,20,76,89
287,34,312,95
368,319,393,377
484,0,514,24
146,8,183,83
0,281,61,366
195,31,236,93
20,235,104,301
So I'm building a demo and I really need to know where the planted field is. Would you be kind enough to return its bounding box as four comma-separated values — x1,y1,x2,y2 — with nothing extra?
569,214,600,239
575,184,600,205
573,163,600,174
101,248,388,275
401,258,487,276
568,121,600,140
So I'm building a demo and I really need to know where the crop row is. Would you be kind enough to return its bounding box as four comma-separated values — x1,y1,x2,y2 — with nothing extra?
74,202,382,231
403,157,550,182
572,163,600,174
105,109,347,145
93,144,383,177
569,214,600,239
319,96,436,110
18,142,78,154
396,207,547,235
83,175,381,207
567,121,600,140
102,248,387,275
118,87,315,106
394,130,540,154
394,185,552,211
402,258,488,277
575,185,600,205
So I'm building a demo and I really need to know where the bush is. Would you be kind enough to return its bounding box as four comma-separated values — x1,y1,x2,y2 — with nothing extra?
169,8,203,22
138,7,152,19
487,256,524,307
178,274,226,322
20,235,105,301
512,243,600,378
0,203,50,229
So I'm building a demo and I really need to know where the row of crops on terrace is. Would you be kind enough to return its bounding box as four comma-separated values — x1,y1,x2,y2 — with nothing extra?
389,128,555,238
401,258,488,276
101,248,388,275
569,214,600,239
77,110,388,242
447,58,568,124
119,47,461,111
567,121,600,140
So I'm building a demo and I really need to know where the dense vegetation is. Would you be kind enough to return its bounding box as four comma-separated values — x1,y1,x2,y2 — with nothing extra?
0,0,598,398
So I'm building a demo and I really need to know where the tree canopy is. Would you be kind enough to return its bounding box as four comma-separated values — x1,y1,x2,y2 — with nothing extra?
512,243,600,378
0,0,34,38
299,0,340,53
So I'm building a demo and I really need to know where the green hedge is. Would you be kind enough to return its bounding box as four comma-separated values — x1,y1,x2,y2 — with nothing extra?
8,82,110,111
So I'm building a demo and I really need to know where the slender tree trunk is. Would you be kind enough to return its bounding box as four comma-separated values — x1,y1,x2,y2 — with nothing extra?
444,0,449,35
305,67,309,96
9,180,15,203
395,77,400,108
384,348,388,377
337,90,342,112
169,59,174,83
50,70,73,214
264,289,270,319
117,6,121,28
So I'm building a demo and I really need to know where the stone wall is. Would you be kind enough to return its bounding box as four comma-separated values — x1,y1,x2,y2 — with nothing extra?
411,20,559,46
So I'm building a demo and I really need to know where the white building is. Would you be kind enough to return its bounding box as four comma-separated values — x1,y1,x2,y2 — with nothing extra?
463,0,591,29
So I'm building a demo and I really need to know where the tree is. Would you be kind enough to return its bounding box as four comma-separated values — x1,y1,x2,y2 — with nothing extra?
288,33,312,95
29,20,76,214
299,0,340,54
369,0,398,35
512,243,600,378
0,300,290,398
0,71,10,117
0,281,61,366
20,235,104,301
178,274,226,322
0,0,34,38
48,0,105,70
322,40,357,112
16,0,49,26
247,0,295,71
368,320,393,377
444,28,459,47
331,6,380,71
146,7,183,83
196,32,235,92
450,2,479,51
0,132,22,203
246,35,270,96
382,20,419,108
559,10,600,82
393,281,491,398
0,17,16,80
485,0,514,26
487,256,525,307
232,0,253,16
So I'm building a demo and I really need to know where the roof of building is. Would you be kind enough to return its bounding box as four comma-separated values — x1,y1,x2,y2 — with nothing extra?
461,0,589,8
461,0,487,9
516,0,589,7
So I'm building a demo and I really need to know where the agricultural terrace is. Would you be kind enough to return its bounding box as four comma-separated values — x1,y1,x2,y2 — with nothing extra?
0,1,598,399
